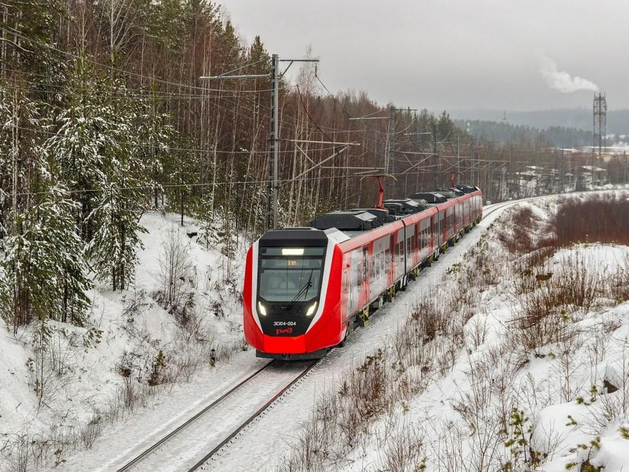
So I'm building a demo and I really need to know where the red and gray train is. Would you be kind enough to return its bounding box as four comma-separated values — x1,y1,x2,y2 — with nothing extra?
243,185,483,359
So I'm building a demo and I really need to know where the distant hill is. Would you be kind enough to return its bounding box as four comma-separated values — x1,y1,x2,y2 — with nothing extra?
453,119,592,148
449,108,629,136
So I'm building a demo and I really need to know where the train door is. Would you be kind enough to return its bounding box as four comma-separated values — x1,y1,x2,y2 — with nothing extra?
413,223,421,266
341,265,349,324
396,228,405,278
405,223,415,270
348,250,362,315
372,236,388,295
447,208,453,240
420,217,429,261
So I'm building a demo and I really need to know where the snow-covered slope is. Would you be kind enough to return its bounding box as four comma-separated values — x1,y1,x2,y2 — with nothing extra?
0,212,247,471
274,194,629,472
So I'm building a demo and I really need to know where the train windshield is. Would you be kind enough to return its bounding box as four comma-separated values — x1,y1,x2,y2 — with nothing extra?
258,247,325,303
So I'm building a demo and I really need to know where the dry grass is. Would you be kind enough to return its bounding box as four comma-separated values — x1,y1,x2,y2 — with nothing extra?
500,193,629,260
279,237,500,471
553,194,629,247
281,193,629,471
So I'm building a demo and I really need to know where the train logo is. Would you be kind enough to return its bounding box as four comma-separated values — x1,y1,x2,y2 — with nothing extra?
275,327,294,335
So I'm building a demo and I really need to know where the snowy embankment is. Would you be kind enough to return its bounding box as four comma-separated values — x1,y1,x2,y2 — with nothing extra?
0,212,248,471
3,193,627,472
278,193,629,472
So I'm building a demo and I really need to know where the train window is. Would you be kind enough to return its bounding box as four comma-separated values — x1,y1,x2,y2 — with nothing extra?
362,248,368,282
259,253,325,302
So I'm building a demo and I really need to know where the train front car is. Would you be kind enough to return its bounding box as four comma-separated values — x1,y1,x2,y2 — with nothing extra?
243,228,346,359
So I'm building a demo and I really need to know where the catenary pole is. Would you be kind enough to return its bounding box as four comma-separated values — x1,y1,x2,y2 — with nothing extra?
201,55,318,230
456,133,460,186
269,54,279,230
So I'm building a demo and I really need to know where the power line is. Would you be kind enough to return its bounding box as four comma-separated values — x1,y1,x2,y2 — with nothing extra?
4,171,377,198
1,67,278,95
0,26,273,94
296,84,336,146
314,72,354,118
2,28,446,191
2,28,389,152
12,124,340,155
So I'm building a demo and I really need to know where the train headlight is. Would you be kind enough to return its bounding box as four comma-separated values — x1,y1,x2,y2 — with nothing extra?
305,301,317,317
257,301,267,317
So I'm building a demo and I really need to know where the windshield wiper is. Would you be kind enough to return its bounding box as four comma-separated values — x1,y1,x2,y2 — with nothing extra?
290,269,314,304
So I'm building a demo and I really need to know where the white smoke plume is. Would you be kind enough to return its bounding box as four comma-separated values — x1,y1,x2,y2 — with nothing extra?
540,57,599,93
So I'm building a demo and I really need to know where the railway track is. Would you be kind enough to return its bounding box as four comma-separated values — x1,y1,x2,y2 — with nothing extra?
116,360,318,472
116,198,520,472
482,200,516,219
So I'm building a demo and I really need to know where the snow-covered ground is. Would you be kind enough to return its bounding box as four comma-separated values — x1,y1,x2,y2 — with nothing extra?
3,193,627,472
0,200,512,471
273,193,629,472
0,212,249,471
203,201,519,472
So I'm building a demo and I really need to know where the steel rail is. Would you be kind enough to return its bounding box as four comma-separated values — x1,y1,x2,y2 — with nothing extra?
116,361,276,472
188,360,319,471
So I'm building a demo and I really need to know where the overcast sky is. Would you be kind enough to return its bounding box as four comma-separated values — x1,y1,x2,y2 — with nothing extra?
220,0,628,112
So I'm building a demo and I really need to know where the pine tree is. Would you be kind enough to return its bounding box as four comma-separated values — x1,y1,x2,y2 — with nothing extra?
0,79,49,329
133,89,176,208
0,186,92,330
86,181,147,291
46,57,111,240
0,0,66,78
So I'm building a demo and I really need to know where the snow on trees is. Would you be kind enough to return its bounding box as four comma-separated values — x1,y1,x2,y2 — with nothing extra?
0,186,92,331
87,181,147,291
